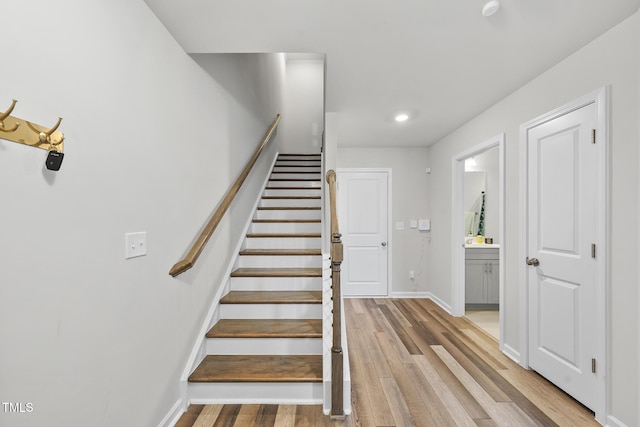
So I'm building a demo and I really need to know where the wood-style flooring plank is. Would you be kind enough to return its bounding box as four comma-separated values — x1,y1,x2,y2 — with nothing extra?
273,404,296,427
404,362,464,427
193,404,223,427
374,331,437,426
433,345,541,426
174,298,598,427
254,404,278,427
387,301,491,420
380,377,418,427
232,404,259,426
345,304,394,426
499,369,599,426
174,404,204,427
214,404,241,427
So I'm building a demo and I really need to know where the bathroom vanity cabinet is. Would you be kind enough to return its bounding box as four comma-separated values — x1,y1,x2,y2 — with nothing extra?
465,247,499,308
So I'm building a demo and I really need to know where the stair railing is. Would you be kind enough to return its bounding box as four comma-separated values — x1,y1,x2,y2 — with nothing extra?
169,114,281,277
326,170,344,419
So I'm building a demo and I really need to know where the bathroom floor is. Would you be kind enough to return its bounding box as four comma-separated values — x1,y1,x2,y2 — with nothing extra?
465,309,499,340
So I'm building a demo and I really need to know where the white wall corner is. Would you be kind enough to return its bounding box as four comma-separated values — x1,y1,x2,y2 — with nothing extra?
426,293,453,315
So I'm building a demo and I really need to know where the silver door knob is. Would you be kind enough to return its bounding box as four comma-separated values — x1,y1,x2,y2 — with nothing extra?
526,257,540,266
381,242,387,247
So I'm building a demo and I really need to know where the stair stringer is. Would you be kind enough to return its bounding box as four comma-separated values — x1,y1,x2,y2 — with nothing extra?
321,254,353,416
178,151,280,411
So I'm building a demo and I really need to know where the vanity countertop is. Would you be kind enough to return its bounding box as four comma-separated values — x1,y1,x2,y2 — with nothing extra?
465,243,500,249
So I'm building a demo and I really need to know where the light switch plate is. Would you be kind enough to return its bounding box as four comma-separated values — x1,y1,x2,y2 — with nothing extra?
396,221,405,230
409,220,418,229
125,232,147,259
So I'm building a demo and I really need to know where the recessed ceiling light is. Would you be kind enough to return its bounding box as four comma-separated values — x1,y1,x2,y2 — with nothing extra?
482,0,500,17
395,113,409,122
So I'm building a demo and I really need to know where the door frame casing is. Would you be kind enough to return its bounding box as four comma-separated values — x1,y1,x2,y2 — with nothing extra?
519,87,610,422
451,134,506,347
337,168,392,297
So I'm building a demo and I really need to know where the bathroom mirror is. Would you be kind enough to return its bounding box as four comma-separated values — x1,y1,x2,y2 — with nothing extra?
464,171,485,236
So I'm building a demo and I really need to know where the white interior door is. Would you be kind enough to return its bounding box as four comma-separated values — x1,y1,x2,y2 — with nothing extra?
525,101,599,410
338,170,388,296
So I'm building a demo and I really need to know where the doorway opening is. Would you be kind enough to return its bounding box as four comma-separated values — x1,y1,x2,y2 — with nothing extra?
451,135,505,346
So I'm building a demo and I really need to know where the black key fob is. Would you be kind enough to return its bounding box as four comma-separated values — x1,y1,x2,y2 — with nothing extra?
46,150,64,171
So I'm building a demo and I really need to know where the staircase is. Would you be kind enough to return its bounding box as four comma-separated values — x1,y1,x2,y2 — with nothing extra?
187,153,325,404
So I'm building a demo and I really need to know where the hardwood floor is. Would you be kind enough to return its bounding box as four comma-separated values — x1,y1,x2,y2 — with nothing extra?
174,298,597,426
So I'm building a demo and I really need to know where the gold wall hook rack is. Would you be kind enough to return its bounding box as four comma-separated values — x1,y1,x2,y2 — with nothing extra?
0,99,64,152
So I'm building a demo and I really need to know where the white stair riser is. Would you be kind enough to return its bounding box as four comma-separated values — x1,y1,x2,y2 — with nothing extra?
205,338,322,355
267,180,321,188
260,198,321,208
255,209,321,220
244,237,322,249
263,188,322,197
273,167,322,173
275,160,321,166
277,157,320,162
270,173,321,180
237,255,322,268
230,276,321,291
251,222,321,234
189,382,323,404
220,303,322,319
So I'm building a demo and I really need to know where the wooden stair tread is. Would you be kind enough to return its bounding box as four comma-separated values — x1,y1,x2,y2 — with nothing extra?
278,153,321,157
265,186,321,190
262,196,321,200
246,233,321,238
271,171,321,174
257,206,321,210
230,268,322,278
220,290,322,304
239,249,321,256
268,178,321,182
207,319,322,338
189,355,322,383
274,164,321,168
252,219,321,223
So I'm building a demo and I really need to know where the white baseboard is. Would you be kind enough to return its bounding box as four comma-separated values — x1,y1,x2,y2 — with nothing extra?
157,399,184,427
391,291,430,299
425,292,453,314
500,342,522,366
606,415,628,427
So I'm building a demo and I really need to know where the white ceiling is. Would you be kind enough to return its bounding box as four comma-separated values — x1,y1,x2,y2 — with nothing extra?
144,0,639,147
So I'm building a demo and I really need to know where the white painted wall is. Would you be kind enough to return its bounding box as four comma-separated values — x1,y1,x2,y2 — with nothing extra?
337,147,430,295
426,11,639,426
0,2,284,426
281,59,324,153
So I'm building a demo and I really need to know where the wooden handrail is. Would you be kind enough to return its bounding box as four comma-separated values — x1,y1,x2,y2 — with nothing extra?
326,170,344,419
169,114,281,277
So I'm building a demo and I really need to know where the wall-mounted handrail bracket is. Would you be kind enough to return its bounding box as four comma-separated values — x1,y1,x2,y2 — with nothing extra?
0,99,64,152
